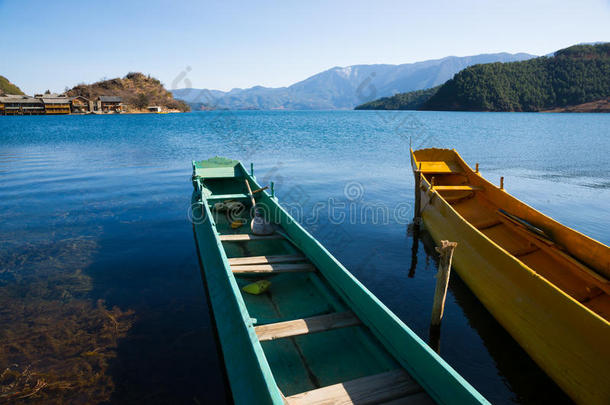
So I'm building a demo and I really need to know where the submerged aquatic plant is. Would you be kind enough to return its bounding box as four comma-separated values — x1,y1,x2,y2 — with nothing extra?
0,237,134,404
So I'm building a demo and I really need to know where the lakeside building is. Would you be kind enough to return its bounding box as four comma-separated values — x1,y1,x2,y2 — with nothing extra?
97,96,123,113
0,93,123,115
71,96,93,113
42,95,72,114
0,95,45,115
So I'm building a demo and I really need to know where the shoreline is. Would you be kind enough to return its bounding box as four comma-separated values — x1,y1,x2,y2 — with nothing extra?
540,98,610,113
0,110,187,116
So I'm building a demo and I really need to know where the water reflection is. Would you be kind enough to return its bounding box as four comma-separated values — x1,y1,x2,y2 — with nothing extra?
406,223,419,278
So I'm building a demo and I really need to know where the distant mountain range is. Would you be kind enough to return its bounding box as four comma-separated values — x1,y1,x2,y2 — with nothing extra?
172,52,536,110
357,43,610,112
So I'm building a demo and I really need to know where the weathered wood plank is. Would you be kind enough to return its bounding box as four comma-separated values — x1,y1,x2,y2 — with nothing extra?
434,185,483,192
232,263,315,274
285,369,422,405
255,311,360,342
227,254,306,266
219,233,283,241
430,240,457,328
205,193,249,201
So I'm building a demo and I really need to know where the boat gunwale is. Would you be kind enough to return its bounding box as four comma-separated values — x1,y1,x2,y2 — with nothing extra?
410,147,610,327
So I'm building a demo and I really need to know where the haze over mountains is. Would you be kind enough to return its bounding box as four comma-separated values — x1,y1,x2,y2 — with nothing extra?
172,52,536,110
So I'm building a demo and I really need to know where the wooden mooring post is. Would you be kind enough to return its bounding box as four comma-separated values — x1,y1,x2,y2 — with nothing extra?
430,240,458,327
429,240,457,352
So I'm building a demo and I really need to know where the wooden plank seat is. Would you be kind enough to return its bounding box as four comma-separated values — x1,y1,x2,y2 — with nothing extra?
231,263,315,274
228,254,306,266
205,193,249,201
255,311,360,342
219,233,284,242
418,161,463,174
433,185,483,192
284,369,424,405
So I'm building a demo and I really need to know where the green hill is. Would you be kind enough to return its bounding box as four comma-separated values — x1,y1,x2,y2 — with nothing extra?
66,72,190,112
356,43,610,112
423,43,609,111
355,86,439,110
0,75,24,95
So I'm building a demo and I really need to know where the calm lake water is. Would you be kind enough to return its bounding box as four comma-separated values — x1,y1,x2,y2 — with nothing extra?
1,111,608,404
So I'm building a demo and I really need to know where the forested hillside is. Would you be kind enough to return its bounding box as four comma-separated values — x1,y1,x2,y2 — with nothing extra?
423,43,609,111
355,86,439,110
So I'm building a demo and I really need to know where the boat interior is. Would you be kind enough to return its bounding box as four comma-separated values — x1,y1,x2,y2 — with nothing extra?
199,175,435,404
412,149,610,323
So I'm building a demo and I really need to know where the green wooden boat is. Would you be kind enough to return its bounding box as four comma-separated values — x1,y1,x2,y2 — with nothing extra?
191,157,488,405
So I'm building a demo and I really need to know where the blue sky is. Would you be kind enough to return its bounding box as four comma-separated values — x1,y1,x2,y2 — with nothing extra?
1,0,609,94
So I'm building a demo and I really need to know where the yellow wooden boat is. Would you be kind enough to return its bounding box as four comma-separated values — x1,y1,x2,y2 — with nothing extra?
410,148,610,405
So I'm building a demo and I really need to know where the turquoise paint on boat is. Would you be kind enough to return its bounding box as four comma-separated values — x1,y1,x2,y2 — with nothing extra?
191,158,489,404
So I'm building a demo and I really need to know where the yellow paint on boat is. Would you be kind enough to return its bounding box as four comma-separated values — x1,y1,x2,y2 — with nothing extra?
411,148,610,405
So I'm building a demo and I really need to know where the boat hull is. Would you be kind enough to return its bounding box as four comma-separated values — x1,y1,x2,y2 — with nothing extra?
412,149,610,405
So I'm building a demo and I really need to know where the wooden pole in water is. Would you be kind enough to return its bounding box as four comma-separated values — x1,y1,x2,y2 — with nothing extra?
430,240,458,328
